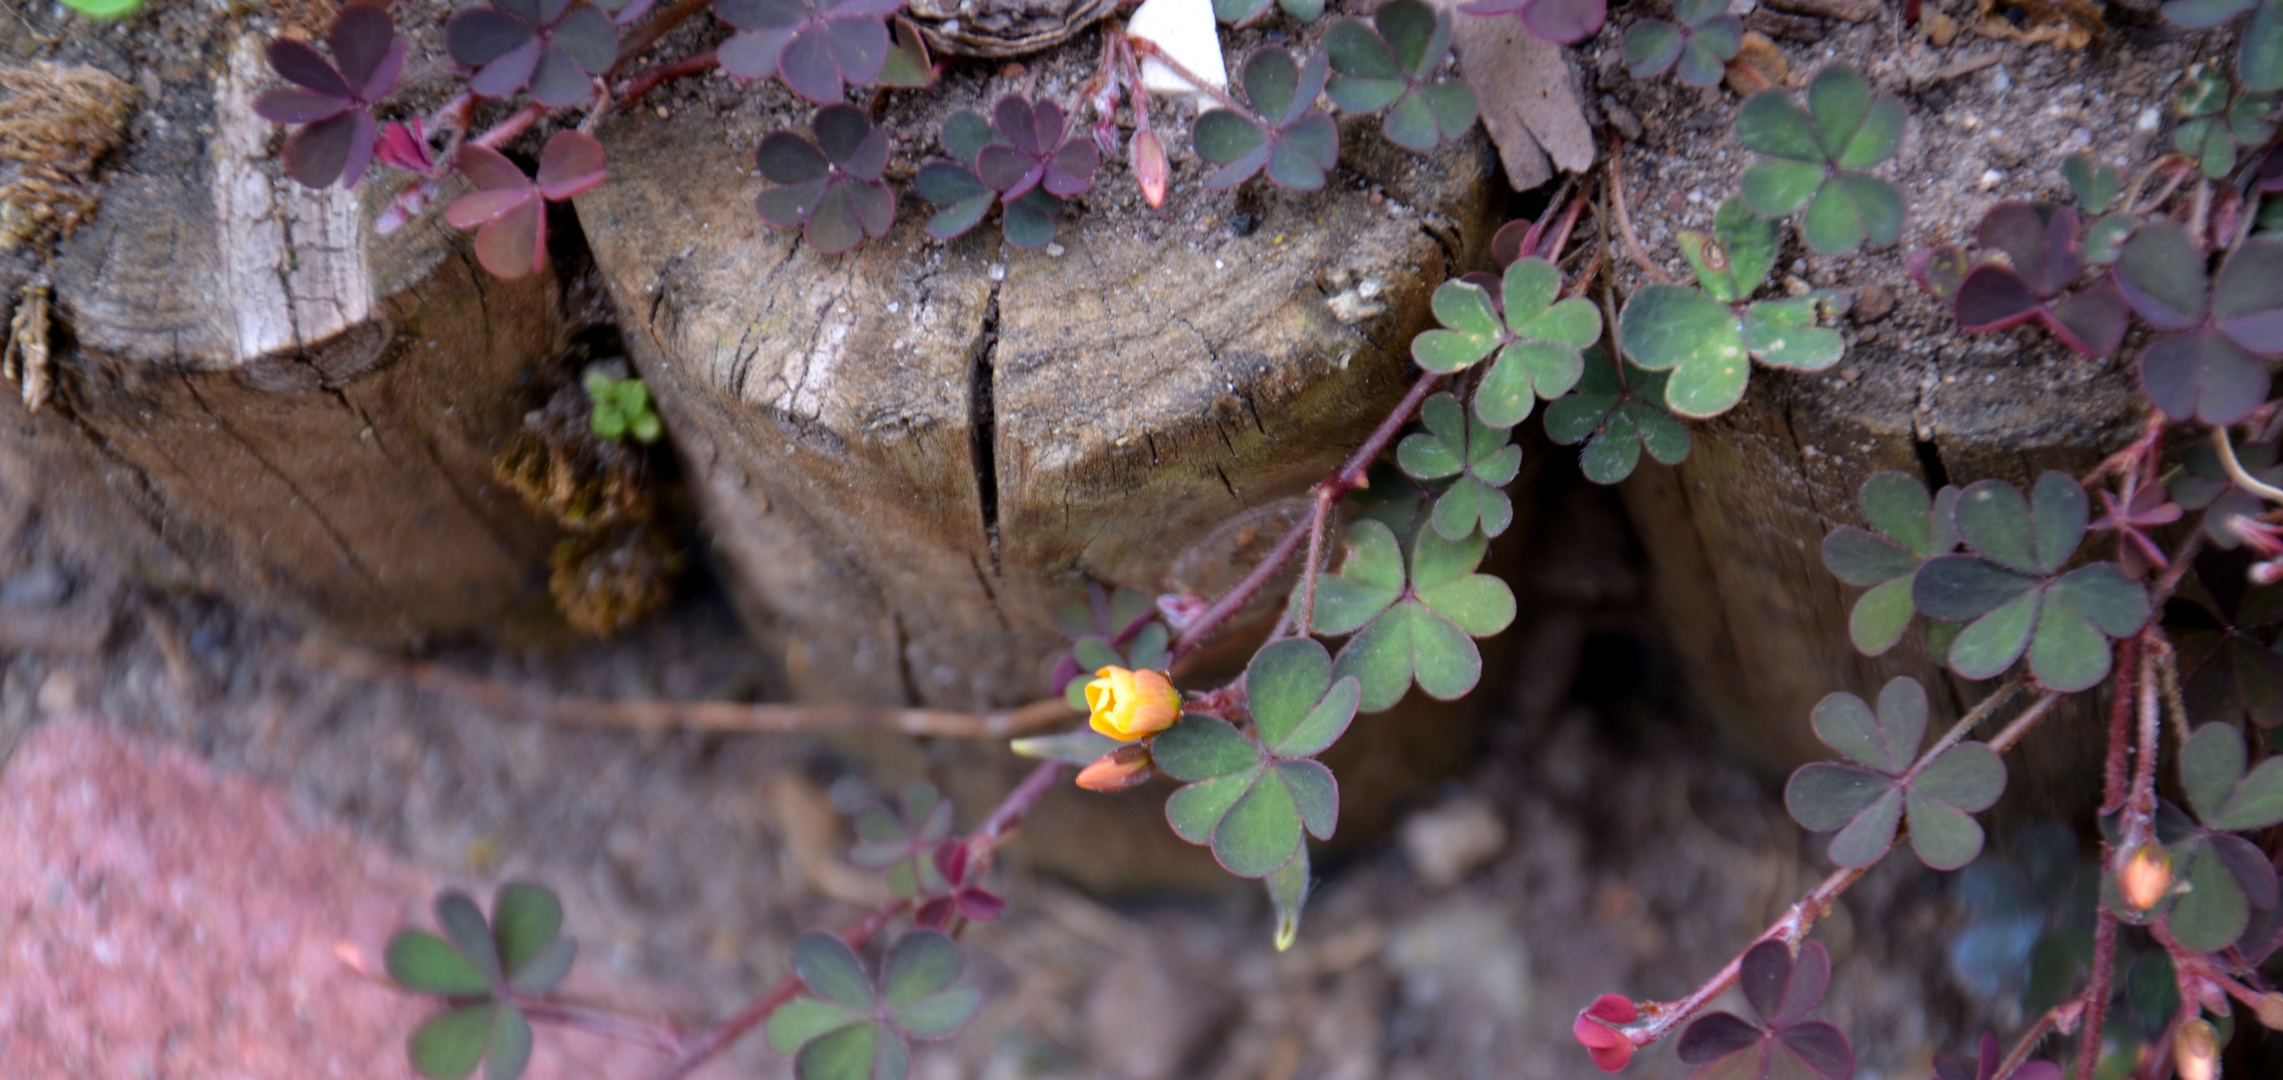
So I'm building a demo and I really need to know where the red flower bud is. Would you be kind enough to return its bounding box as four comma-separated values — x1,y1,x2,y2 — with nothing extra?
1131,128,1168,210
1573,994,1639,1072
1076,743,1155,791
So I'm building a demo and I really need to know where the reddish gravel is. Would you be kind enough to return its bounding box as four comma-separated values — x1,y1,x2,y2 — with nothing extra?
0,721,727,1080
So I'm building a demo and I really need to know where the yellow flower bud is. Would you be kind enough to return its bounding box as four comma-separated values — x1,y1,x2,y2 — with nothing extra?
2119,843,2174,913
2174,1018,2219,1080
1085,666,1181,741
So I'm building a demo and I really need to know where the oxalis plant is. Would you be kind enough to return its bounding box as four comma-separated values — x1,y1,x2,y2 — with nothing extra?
235,0,2283,1076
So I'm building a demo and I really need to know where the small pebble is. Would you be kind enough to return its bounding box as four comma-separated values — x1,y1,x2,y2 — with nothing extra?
1046,243,1066,257
1853,283,1895,322
988,263,1006,282
1924,10,1959,46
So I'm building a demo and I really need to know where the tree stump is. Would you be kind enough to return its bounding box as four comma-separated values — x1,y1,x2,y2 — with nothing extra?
1592,29,2167,803
576,77,1504,710
2,27,563,645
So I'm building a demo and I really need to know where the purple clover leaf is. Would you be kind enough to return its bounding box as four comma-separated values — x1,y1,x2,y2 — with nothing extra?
253,3,406,189
1458,0,1605,44
2112,222,2283,425
1676,940,1854,1080
912,840,1007,929
755,104,895,255
447,0,619,108
1623,0,1742,88
849,780,955,898
916,96,1088,249
1954,202,2130,358
714,0,906,103
444,131,609,280
1194,48,1340,192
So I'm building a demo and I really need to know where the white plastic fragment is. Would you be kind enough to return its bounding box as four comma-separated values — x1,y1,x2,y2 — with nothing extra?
1126,0,1227,107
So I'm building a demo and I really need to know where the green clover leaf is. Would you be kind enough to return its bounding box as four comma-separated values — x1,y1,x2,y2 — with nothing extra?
2181,723,2283,832
1302,519,1515,711
849,780,956,898
1736,64,1907,254
388,884,577,1080
1412,257,1600,426
1677,197,1780,304
1912,473,2150,691
1396,392,1523,540
585,371,663,444
1323,0,1479,152
1152,638,1359,877
1819,471,1962,655
1784,677,2009,870
1615,284,1748,418
766,930,983,1080
1623,0,1742,88
2129,729,2283,952
1542,347,1691,484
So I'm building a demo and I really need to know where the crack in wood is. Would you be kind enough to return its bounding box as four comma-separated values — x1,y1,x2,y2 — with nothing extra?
968,272,1003,575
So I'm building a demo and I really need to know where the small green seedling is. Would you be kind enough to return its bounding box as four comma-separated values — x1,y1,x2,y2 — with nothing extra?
1622,0,1741,88
387,884,578,1080
1541,348,1691,485
585,371,662,443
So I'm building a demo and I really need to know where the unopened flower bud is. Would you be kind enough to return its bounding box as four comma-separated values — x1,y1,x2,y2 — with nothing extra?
1076,743,1155,791
2255,991,2283,1032
1086,666,1181,740
1572,994,1639,1073
2119,843,2173,912
2174,1017,2220,1080
1130,129,1168,209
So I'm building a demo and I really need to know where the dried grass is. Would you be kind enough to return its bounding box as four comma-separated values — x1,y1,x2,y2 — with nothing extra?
0,61,136,254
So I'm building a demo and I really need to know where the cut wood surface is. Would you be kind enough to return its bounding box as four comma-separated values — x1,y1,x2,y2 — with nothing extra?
578,100,1502,709
3,24,563,645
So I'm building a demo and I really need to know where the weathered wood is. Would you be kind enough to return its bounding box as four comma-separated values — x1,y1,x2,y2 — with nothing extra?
578,94,1503,709
1617,289,2141,806
2,28,563,645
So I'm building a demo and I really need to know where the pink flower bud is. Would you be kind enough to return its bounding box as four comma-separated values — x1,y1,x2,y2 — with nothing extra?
1573,994,1639,1072
1131,129,1168,210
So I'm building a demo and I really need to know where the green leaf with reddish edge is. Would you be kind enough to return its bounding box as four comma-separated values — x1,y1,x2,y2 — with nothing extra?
1624,21,1684,77
1873,473,1959,560
1247,638,1350,756
1679,197,1779,303
1742,159,1825,216
388,931,492,995
2169,837,2252,951
1000,188,1059,249
1278,759,1339,839
1954,479,2041,573
1812,678,1925,775
768,999,865,1054
2182,723,2283,829
2030,471,2090,573
485,1005,532,1080
1618,283,1750,418
1269,845,1310,950
1152,715,1263,780
1166,771,1257,843
2115,221,2209,329
1822,532,1919,586
2214,236,2283,352
490,882,561,978
1418,574,1515,636
1913,555,2037,622
1506,258,1601,351
2249,0,2283,92
1787,764,1899,866
507,939,574,997
1214,767,1305,877
1308,519,1406,635
1803,172,1904,253
2063,154,2119,214
1946,588,2040,680
1908,743,2005,869
1332,600,1481,711
2141,329,2271,426
892,986,982,1040
410,1003,497,1080
795,931,875,1008
1850,578,1916,654
2027,588,2112,692
435,892,502,983
882,931,960,1007
1743,296,1844,369
1410,518,1485,588
1737,88,1822,161
797,1021,904,1080
1412,279,1502,372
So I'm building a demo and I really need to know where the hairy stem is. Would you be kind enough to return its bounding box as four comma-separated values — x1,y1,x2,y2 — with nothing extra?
1121,34,1252,117
1292,487,1338,642
2074,913,2119,1080
648,900,908,1080
612,49,720,112
1168,371,1445,660
1611,684,2058,1052
1998,997,2086,1080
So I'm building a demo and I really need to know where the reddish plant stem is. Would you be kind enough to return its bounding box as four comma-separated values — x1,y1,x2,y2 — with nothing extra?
1169,371,1446,660
1607,137,1672,286
2073,915,2119,1080
1292,487,1338,641
648,900,909,1080
1998,997,2086,1080
2076,632,2148,1080
613,49,720,109
472,104,548,151
1122,34,1252,118
520,999,684,1052
1615,686,2061,1052
972,761,1066,855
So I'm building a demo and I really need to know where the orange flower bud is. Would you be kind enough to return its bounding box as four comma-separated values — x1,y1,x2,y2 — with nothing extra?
2119,843,2173,912
2174,1018,2219,1080
1085,666,1181,741
1076,744,1155,792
